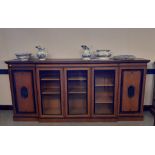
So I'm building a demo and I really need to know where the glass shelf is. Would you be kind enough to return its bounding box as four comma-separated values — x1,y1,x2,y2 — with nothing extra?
41,78,60,81
95,84,114,87
95,101,113,104
68,86,86,94
41,92,60,95
68,77,87,81
68,91,87,94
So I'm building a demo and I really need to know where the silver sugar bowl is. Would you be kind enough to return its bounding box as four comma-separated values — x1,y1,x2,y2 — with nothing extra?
96,50,112,60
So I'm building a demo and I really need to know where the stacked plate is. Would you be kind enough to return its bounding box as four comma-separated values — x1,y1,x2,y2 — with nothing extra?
112,55,136,60
15,53,32,61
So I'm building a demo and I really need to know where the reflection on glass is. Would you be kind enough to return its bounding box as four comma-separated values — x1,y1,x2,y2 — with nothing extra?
40,70,62,115
67,70,88,115
94,70,115,115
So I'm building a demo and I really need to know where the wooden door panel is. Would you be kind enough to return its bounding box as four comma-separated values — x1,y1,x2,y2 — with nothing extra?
120,69,143,113
12,70,36,113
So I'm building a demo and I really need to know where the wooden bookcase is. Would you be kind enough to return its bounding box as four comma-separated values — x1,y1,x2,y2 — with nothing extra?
6,58,149,122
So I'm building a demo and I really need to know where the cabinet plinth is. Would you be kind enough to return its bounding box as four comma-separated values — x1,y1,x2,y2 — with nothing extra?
6,58,149,122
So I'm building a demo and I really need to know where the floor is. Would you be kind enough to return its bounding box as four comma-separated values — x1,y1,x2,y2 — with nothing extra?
0,110,154,126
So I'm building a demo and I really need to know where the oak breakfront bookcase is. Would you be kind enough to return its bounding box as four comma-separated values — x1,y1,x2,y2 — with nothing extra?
5,58,150,122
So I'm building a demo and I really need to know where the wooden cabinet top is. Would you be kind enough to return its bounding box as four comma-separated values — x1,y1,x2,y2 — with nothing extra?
5,58,150,65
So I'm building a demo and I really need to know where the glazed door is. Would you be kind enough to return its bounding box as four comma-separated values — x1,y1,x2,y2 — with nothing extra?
10,68,37,117
92,68,118,117
37,68,64,118
119,68,145,115
65,68,90,117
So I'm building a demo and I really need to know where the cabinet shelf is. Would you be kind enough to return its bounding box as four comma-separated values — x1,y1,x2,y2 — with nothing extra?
68,77,87,81
95,84,114,87
41,92,60,95
42,87,60,90
95,101,113,104
68,87,86,92
41,88,60,94
68,91,87,94
41,78,60,81
95,96,113,103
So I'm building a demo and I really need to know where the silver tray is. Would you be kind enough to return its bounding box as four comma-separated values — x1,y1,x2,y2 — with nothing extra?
112,55,136,60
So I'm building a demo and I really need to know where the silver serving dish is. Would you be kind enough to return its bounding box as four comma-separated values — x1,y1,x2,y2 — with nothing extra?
96,50,112,60
15,53,32,61
112,55,136,60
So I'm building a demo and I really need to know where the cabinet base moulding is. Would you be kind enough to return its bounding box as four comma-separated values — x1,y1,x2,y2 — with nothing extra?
118,116,144,121
38,118,118,122
12,116,144,122
13,116,38,121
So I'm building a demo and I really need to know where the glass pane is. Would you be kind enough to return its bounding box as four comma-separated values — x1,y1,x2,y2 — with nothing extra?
67,70,88,115
94,70,115,115
40,70,62,115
